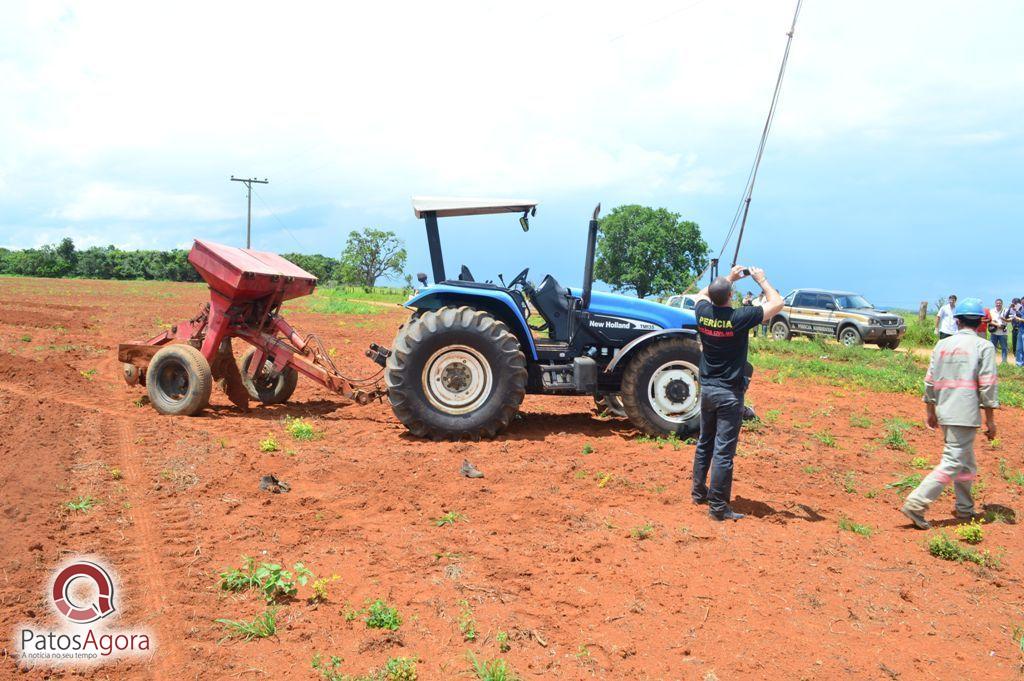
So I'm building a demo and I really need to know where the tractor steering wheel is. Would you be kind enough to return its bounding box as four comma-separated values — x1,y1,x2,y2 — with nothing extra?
508,267,530,290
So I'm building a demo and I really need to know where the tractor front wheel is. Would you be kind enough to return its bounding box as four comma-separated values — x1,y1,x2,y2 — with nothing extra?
620,338,702,437
385,306,527,440
239,348,299,405
146,344,213,416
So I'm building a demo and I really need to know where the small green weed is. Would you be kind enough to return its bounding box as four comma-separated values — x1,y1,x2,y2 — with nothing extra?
636,433,683,450
218,556,313,603
434,511,465,527
849,413,872,428
364,599,402,630
467,651,517,681
630,522,655,541
309,574,340,603
954,519,985,545
458,599,477,641
886,474,923,496
496,630,510,652
216,608,278,641
882,418,915,452
581,443,594,455
80,368,97,380
763,409,781,424
909,456,930,470
927,532,999,568
802,465,821,474
838,516,873,537
998,459,1024,487
65,495,98,512
742,417,764,433
841,471,857,494
109,467,122,480
814,430,837,448
259,434,279,452
284,416,319,441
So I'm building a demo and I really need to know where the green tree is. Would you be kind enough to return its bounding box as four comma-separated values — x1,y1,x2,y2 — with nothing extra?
339,228,406,290
593,205,708,299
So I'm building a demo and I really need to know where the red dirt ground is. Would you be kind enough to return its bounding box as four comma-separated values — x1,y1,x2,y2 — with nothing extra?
1,277,1022,680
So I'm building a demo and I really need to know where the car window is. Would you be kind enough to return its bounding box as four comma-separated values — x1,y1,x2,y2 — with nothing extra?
793,291,814,308
683,298,695,310
666,296,680,308
783,291,795,306
816,294,837,310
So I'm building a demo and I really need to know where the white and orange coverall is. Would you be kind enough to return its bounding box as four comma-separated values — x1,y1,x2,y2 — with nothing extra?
904,328,999,516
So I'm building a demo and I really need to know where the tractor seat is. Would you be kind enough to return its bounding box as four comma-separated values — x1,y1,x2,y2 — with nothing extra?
530,274,572,341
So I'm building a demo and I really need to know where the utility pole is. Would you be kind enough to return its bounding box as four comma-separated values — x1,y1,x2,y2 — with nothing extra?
230,176,268,248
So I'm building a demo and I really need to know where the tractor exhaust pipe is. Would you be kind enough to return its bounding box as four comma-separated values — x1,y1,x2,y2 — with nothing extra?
582,203,600,310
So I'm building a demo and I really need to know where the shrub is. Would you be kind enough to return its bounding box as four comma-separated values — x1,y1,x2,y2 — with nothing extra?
216,608,278,641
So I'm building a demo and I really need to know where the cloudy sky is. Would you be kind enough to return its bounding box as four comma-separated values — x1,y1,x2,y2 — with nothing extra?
1,1,1021,307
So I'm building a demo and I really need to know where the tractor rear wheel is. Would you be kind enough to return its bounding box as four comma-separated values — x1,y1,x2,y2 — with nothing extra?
146,344,213,416
239,348,299,405
620,338,702,437
385,306,527,440
595,393,626,418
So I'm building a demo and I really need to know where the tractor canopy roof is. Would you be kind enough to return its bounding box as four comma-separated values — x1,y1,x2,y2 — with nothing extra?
412,197,538,219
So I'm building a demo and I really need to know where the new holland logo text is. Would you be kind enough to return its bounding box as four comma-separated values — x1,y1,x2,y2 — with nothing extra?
15,557,152,665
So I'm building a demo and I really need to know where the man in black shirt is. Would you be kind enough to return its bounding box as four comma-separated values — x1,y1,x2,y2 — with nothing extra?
691,265,784,521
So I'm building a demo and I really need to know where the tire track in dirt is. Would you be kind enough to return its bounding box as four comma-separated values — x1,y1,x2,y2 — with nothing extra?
0,359,187,678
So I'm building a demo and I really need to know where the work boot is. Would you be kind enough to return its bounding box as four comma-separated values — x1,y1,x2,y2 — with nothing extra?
692,497,708,506
953,509,977,520
900,503,931,530
709,508,745,521
460,459,484,479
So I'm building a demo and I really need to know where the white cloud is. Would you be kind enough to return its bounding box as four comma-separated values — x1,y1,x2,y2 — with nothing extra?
55,183,233,221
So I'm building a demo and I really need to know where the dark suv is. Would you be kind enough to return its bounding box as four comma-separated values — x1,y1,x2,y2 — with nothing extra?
770,289,906,348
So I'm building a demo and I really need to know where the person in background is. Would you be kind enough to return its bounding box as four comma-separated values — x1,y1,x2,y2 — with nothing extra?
901,298,998,529
1013,298,1024,367
935,295,957,339
1010,298,1022,358
989,298,1009,364
742,292,753,307
752,292,769,337
691,266,784,522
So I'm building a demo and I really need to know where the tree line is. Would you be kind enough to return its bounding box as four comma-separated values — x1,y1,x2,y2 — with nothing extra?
0,229,408,289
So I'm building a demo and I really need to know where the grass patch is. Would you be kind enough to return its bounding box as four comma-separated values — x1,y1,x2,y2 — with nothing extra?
303,286,402,315
927,532,999,568
467,652,517,681
998,459,1024,487
750,337,1024,407
849,413,872,428
65,495,98,512
801,465,821,474
838,516,873,537
636,433,684,450
216,608,278,641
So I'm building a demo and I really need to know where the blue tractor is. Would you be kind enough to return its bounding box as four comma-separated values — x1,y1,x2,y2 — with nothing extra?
371,198,703,440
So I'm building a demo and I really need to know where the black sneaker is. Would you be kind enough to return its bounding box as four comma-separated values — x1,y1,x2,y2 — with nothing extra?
710,508,745,521
692,497,708,506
